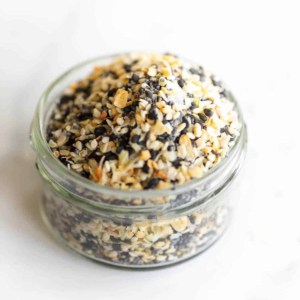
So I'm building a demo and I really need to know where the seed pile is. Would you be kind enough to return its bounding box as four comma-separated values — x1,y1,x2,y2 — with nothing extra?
43,191,229,267
47,53,240,190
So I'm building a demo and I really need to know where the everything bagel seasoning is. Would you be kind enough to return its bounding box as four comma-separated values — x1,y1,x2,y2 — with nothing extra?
47,53,240,191
31,52,246,267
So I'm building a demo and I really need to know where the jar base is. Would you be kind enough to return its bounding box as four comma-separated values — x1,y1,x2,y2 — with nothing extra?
40,197,230,269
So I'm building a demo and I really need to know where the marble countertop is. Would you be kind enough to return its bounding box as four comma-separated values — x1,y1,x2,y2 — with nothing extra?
1,1,300,299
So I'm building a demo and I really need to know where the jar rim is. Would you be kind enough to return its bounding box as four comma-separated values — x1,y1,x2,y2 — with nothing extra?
31,54,247,202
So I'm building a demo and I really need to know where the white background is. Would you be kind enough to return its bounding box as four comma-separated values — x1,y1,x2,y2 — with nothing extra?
1,0,300,299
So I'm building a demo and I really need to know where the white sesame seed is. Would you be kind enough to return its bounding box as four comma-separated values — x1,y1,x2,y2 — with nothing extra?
141,122,150,132
57,135,68,147
104,160,111,171
71,163,82,170
149,141,162,151
116,117,124,125
49,139,57,148
194,123,202,138
177,145,187,158
90,139,98,150
159,77,167,86
165,112,172,120
80,128,86,136
186,132,195,140
102,136,109,143
120,127,129,134
93,108,101,118
60,150,70,156
177,122,186,132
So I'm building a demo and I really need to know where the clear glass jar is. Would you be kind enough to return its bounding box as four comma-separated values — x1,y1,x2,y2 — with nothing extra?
30,55,247,268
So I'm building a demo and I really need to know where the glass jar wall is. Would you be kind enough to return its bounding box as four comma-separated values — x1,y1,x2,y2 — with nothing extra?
31,55,247,268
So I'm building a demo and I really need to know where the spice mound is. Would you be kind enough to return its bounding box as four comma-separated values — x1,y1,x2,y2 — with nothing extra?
47,53,240,190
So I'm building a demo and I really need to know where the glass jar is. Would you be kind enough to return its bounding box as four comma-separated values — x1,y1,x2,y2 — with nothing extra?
30,55,247,268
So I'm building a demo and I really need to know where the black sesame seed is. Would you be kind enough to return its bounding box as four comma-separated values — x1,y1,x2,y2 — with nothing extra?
131,135,140,144
145,90,153,100
199,113,208,122
123,64,131,72
77,213,92,223
181,128,187,134
190,102,196,109
123,104,133,114
172,158,182,168
178,78,185,88
94,126,107,136
112,243,122,251
204,108,213,117
143,131,150,144
78,111,93,121
65,136,75,146
188,215,196,224
142,163,150,173
116,145,124,154
131,73,139,83
189,114,196,124
124,101,139,114
190,67,203,77
122,218,133,226
119,252,130,262
76,86,91,95
89,151,100,161
167,145,175,151
147,214,157,220
220,90,229,98
148,108,158,120
107,88,118,98
122,239,131,244
125,145,134,155
146,178,160,189
172,233,193,249
59,94,74,105
59,157,68,165
150,149,159,159
111,199,128,206
157,132,170,142
109,134,119,141
220,126,231,135
82,240,97,251
189,68,198,75
182,116,190,127
104,151,118,161
110,236,120,243
81,171,90,179
56,107,70,121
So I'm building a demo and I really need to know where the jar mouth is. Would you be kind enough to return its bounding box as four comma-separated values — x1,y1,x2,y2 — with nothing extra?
31,54,247,203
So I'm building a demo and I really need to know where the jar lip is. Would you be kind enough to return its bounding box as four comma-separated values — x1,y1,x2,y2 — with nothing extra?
31,54,247,200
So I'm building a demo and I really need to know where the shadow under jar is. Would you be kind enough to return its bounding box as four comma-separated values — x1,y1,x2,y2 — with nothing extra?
30,55,247,268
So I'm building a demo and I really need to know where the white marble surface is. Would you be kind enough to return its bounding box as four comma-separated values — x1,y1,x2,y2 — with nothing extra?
1,0,300,299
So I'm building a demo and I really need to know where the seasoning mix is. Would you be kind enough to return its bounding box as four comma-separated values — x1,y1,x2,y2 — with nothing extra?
31,53,247,267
